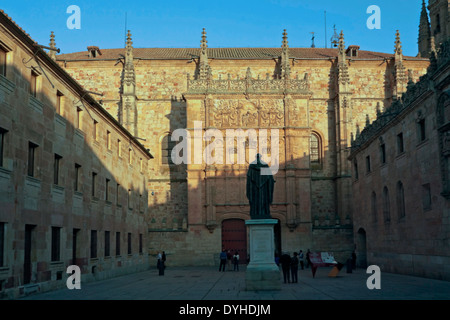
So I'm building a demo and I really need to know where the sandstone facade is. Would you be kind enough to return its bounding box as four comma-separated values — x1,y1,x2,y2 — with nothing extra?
348,0,450,281
0,11,152,298
349,38,450,280
57,29,429,267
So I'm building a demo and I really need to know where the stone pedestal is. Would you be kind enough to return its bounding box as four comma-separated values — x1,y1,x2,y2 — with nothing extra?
245,219,281,291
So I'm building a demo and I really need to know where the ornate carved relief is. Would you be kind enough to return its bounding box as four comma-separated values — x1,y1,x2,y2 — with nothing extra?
208,99,284,128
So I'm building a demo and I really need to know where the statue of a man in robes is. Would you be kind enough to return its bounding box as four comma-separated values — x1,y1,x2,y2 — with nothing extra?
246,154,275,219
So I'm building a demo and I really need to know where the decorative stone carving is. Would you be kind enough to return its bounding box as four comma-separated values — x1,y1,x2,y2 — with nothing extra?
208,99,284,128
187,76,310,95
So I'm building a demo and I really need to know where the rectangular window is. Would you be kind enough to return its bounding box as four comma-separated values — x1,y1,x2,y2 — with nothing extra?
104,231,110,257
51,227,61,262
72,228,80,264
140,158,143,172
118,139,122,157
90,230,97,259
366,155,371,173
107,131,111,149
0,222,4,267
28,142,38,177
129,148,133,165
128,189,132,209
0,47,6,77
56,91,64,115
76,107,82,130
115,232,120,256
354,160,359,180
54,154,62,185
74,163,81,192
418,118,426,142
127,233,132,255
116,183,121,206
93,120,98,141
139,234,143,254
0,128,7,168
422,183,432,211
105,178,110,202
92,172,97,198
380,144,386,164
397,133,404,154
30,70,38,97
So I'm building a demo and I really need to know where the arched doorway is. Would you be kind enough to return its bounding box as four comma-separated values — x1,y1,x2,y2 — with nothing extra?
356,228,367,268
222,219,247,264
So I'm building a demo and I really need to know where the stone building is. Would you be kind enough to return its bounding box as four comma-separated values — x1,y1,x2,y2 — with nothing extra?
0,10,153,298
56,23,429,265
350,0,450,280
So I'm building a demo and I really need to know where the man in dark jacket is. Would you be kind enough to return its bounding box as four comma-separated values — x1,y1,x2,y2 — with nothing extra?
291,252,299,283
280,252,292,283
219,249,227,272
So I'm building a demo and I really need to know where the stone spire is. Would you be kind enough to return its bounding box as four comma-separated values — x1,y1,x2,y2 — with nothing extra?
121,30,138,136
394,30,403,60
280,29,290,79
124,30,136,86
418,0,432,58
337,31,349,85
198,28,211,80
338,30,346,57
394,30,407,98
49,31,56,60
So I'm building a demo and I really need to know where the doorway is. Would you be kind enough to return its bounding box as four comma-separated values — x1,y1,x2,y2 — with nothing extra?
24,224,36,284
221,219,247,264
356,228,367,268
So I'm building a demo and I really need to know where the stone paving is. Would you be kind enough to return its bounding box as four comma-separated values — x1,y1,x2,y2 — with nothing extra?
17,265,450,301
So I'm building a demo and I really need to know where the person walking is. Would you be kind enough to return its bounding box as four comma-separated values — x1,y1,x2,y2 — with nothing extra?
233,251,240,271
291,252,299,283
162,251,166,267
227,250,233,271
157,251,165,276
280,252,292,283
306,249,311,269
219,249,227,272
298,250,305,270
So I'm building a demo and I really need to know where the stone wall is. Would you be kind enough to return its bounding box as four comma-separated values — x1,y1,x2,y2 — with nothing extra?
0,14,152,298
57,45,429,267
349,41,450,280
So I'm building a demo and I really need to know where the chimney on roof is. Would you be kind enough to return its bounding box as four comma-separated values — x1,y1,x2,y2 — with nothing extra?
87,46,102,58
346,45,360,57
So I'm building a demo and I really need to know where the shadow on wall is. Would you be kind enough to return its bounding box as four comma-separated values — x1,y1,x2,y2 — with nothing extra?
0,62,149,292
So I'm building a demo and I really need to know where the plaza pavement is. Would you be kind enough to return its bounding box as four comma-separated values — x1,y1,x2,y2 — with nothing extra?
17,264,450,301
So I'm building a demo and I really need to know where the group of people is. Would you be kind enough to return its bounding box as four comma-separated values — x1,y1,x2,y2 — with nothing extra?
219,249,241,272
276,249,311,283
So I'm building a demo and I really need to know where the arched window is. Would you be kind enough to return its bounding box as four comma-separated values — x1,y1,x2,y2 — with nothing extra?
371,191,377,223
310,132,322,165
382,186,390,223
397,181,405,219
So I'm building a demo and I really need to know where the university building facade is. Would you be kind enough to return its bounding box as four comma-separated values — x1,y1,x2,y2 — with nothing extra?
56,26,428,266
0,10,152,298
349,0,450,280
1,1,448,299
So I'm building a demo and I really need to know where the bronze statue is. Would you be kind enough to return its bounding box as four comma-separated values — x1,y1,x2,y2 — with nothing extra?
246,154,275,219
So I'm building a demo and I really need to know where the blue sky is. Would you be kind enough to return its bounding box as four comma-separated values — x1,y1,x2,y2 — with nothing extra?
1,0,426,57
